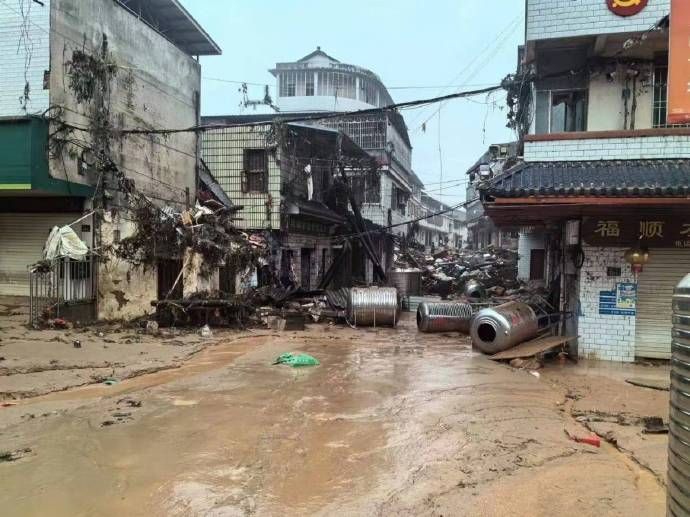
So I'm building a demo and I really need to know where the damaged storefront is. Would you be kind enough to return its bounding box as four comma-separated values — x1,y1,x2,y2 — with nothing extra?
485,159,690,362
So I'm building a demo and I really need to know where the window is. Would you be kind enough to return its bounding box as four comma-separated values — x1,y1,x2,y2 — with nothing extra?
280,72,296,97
365,171,381,203
535,90,587,134
316,71,356,99
306,73,314,96
242,149,268,193
652,60,690,128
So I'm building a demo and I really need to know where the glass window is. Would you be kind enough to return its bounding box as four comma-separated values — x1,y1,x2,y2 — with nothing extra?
550,91,586,132
306,73,314,96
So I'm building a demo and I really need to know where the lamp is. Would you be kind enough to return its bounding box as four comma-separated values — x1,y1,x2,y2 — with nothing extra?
624,246,650,274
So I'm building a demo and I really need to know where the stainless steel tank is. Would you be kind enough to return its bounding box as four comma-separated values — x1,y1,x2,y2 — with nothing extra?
469,301,539,354
464,280,486,300
417,302,473,333
347,287,399,327
387,269,423,297
669,273,690,516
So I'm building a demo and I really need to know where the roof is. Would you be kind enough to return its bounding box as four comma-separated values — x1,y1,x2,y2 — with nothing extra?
297,47,339,63
487,160,690,198
199,160,234,208
202,111,411,152
116,0,221,56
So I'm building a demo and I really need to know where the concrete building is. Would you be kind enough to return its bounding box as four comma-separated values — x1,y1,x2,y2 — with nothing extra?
465,142,519,250
266,49,423,280
418,193,466,250
0,0,220,319
484,0,690,361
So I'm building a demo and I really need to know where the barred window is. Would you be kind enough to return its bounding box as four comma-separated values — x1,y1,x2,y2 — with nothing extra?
652,61,690,128
242,149,268,193
306,73,314,96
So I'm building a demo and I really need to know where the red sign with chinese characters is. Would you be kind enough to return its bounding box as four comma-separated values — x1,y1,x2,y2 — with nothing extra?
583,217,690,248
606,0,649,17
668,0,690,124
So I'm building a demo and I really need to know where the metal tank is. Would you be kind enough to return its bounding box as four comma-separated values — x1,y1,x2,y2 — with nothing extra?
347,287,399,327
387,269,423,297
669,273,690,516
469,301,539,354
417,302,474,333
463,280,486,300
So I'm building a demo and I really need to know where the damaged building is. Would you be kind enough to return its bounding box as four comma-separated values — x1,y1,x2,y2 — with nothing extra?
0,0,221,322
484,0,690,362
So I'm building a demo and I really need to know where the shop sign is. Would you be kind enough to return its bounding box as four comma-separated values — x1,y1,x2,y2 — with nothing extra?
582,217,690,248
667,0,690,124
606,0,649,17
599,283,637,316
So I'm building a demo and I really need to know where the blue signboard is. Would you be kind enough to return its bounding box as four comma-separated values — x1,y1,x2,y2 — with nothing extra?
599,283,637,316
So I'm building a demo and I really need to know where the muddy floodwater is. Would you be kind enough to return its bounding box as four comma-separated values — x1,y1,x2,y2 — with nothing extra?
0,319,666,516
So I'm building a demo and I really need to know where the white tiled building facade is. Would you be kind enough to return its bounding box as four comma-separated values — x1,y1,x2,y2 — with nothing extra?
0,0,50,116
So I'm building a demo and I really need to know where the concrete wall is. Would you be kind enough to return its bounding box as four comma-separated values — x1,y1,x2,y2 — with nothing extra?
524,133,690,161
281,233,332,289
577,246,636,362
97,214,157,321
526,0,669,41
48,0,200,201
277,95,376,113
517,233,546,281
588,72,654,131
0,0,51,116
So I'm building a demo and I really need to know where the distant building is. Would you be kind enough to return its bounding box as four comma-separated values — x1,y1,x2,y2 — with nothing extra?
465,142,519,249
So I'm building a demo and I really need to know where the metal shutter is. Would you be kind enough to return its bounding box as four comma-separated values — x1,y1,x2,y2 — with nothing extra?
0,213,79,296
635,249,690,359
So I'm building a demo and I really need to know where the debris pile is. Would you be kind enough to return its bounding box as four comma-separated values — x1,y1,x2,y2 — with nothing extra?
393,245,521,299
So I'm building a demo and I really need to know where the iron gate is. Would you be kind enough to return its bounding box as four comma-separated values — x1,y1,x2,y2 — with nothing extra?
29,254,97,326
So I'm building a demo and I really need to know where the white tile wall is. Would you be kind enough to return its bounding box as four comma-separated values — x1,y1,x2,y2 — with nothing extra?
527,0,669,41
524,135,690,162
517,233,545,280
0,0,51,116
577,246,636,362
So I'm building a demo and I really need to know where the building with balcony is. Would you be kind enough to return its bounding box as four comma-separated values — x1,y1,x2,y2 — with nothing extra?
483,0,690,361
0,0,220,319
417,193,466,250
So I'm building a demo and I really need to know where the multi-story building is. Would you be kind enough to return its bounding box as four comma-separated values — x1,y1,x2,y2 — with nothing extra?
0,0,219,319
267,49,421,279
465,142,520,249
418,193,466,250
484,0,689,361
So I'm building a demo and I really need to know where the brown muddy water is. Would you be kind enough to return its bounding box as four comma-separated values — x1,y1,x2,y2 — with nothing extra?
0,321,666,516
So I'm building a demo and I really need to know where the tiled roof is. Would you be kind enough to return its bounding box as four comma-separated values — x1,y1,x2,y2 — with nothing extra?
488,160,690,198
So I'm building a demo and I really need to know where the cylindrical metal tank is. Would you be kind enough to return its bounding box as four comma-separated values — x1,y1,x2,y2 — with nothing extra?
669,273,690,516
347,287,399,327
469,301,539,354
464,280,486,300
417,302,473,333
387,269,423,297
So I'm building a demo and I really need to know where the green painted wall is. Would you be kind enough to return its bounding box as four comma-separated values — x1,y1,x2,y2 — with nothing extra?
0,117,92,196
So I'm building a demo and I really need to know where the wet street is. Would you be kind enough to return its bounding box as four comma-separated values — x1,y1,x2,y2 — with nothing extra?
0,318,666,516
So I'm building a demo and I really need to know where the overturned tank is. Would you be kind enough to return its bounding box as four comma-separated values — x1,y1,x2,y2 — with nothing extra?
347,287,399,327
417,302,473,333
470,301,539,354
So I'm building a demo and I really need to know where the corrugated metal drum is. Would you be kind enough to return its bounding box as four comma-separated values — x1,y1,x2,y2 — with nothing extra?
347,287,399,327
387,269,422,297
668,273,690,516
417,302,473,333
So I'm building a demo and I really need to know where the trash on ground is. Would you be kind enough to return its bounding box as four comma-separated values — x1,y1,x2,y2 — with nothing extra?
73,340,82,349
565,429,601,447
199,325,213,338
642,416,669,434
625,378,670,392
273,353,320,367
103,378,119,386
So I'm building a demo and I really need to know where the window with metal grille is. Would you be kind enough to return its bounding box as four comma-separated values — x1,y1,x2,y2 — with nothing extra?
653,61,690,128
242,149,268,193
306,73,314,96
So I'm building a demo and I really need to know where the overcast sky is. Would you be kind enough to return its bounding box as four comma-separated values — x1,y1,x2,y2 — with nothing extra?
180,0,524,206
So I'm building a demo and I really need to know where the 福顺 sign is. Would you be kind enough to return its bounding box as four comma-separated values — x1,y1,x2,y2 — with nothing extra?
583,217,690,248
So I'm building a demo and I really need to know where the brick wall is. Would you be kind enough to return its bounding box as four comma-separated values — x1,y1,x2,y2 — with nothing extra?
578,246,636,362
527,0,669,41
0,0,50,116
524,135,690,162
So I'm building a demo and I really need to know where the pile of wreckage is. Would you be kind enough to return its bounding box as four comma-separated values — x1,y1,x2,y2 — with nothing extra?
392,245,523,300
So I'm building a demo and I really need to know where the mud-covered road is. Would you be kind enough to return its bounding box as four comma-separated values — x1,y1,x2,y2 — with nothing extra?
0,318,667,516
